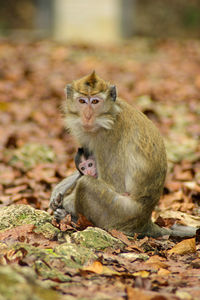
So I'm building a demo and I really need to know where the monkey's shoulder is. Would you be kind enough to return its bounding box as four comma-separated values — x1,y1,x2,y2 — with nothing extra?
118,99,156,126
117,100,162,140
116,99,166,166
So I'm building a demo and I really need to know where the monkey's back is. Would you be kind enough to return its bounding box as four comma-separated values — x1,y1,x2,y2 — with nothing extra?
95,99,167,208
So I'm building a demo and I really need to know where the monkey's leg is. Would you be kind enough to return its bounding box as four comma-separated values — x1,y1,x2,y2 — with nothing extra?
50,171,81,211
74,176,143,232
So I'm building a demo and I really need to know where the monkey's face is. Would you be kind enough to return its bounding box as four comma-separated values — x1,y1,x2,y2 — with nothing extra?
65,72,118,133
79,158,97,177
75,94,106,132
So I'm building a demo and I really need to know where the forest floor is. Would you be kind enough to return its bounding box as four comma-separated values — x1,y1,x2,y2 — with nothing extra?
0,38,200,300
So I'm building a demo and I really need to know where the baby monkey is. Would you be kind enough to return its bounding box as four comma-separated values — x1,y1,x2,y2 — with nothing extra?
53,147,97,221
75,148,97,178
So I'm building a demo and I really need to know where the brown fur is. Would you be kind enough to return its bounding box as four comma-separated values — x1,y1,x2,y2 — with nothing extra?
72,71,109,95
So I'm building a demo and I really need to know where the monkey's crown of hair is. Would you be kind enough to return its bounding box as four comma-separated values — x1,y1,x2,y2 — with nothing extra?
72,71,109,95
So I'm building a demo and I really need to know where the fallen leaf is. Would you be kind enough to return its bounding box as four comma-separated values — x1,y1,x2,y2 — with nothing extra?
168,238,196,255
83,261,103,274
174,170,193,181
165,181,182,192
145,255,169,270
183,181,200,192
159,211,200,228
126,287,176,300
6,247,28,263
82,261,120,276
77,214,94,229
176,291,193,300
109,229,132,246
5,184,27,194
120,252,149,261
0,224,34,241
157,268,171,276
133,270,149,278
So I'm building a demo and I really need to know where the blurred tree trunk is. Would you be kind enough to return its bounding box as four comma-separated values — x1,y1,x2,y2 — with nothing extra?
35,0,53,36
121,0,136,38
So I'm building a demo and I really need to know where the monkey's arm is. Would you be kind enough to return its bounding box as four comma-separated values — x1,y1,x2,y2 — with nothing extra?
50,171,81,211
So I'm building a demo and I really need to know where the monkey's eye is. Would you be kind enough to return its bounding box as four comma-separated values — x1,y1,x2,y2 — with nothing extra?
81,167,85,171
91,99,99,104
88,163,93,167
79,98,87,104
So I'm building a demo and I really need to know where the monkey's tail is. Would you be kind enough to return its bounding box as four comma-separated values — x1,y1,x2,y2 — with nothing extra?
143,221,197,238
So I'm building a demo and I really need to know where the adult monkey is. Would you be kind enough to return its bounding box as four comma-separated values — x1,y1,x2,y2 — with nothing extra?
50,71,197,238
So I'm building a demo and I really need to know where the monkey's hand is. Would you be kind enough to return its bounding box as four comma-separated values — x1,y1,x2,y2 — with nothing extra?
50,172,81,211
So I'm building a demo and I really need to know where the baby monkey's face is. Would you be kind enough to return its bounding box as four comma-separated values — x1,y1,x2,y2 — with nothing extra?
79,157,97,178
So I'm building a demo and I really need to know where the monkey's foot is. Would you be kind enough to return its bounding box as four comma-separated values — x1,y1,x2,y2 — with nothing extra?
54,208,67,220
50,192,64,211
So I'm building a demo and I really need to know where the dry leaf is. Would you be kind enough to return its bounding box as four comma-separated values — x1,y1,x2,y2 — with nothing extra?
159,211,200,228
168,238,196,255
183,181,200,192
133,271,149,278
0,224,34,241
5,185,27,194
82,261,120,276
145,255,169,270
83,261,103,274
126,287,175,300
77,214,94,229
157,268,171,276
109,229,132,246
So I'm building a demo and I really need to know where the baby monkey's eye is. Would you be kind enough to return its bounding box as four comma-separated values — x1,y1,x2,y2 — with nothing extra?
88,163,93,167
79,98,86,104
81,167,85,171
91,99,99,104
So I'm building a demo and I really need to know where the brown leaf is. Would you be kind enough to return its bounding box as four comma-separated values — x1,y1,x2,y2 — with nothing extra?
165,181,182,192
6,247,28,264
145,255,169,270
52,215,75,231
168,238,196,255
5,185,27,195
0,224,34,241
157,268,171,276
159,210,200,228
82,261,120,276
174,170,193,181
60,214,75,231
183,181,200,193
126,287,176,300
109,229,132,246
0,224,58,249
133,270,149,278
82,261,103,274
76,214,94,229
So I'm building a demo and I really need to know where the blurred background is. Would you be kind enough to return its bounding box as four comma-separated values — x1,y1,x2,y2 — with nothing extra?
1,0,200,42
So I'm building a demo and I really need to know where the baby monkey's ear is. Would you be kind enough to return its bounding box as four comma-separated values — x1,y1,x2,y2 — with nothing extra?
109,85,117,101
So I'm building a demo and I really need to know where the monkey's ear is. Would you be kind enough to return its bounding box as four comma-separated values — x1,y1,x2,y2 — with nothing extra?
65,84,72,98
109,85,117,101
